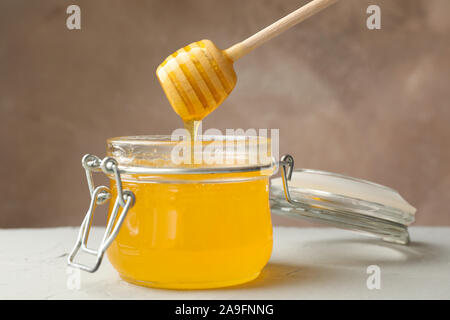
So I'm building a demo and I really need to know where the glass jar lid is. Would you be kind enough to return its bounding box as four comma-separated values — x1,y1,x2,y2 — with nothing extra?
270,156,416,244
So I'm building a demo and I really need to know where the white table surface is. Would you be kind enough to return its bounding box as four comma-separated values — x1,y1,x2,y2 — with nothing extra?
1,226,449,299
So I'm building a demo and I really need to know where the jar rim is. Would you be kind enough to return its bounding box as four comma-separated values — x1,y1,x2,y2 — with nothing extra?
107,135,269,144
107,135,276,175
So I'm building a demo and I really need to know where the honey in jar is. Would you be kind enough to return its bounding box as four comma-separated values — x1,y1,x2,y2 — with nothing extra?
104,135,275,289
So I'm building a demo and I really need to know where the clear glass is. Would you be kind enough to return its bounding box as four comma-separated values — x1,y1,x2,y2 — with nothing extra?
270,169,416,244
105,135,275,289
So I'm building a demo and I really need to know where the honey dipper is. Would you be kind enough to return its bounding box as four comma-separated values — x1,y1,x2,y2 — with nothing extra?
156,0,338,122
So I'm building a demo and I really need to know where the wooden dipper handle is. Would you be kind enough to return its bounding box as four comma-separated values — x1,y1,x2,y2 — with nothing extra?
225,0,338,61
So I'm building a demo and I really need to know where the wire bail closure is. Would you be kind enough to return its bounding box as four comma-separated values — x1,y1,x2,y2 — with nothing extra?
279,154,298,206
67,154,135,273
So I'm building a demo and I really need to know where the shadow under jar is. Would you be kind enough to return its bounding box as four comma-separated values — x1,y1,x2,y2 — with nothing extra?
104,135,275,289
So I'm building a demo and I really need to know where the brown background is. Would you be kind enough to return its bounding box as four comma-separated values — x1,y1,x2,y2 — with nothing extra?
1,0,449,228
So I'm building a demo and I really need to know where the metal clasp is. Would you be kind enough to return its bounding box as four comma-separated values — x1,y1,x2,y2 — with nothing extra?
67,154,135,273
279,154,297,205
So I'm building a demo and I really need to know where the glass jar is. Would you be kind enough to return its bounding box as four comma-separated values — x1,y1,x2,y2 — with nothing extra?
69,135,276,289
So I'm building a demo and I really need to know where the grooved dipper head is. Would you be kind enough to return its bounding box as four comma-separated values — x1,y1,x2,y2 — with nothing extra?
156,40,237,121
